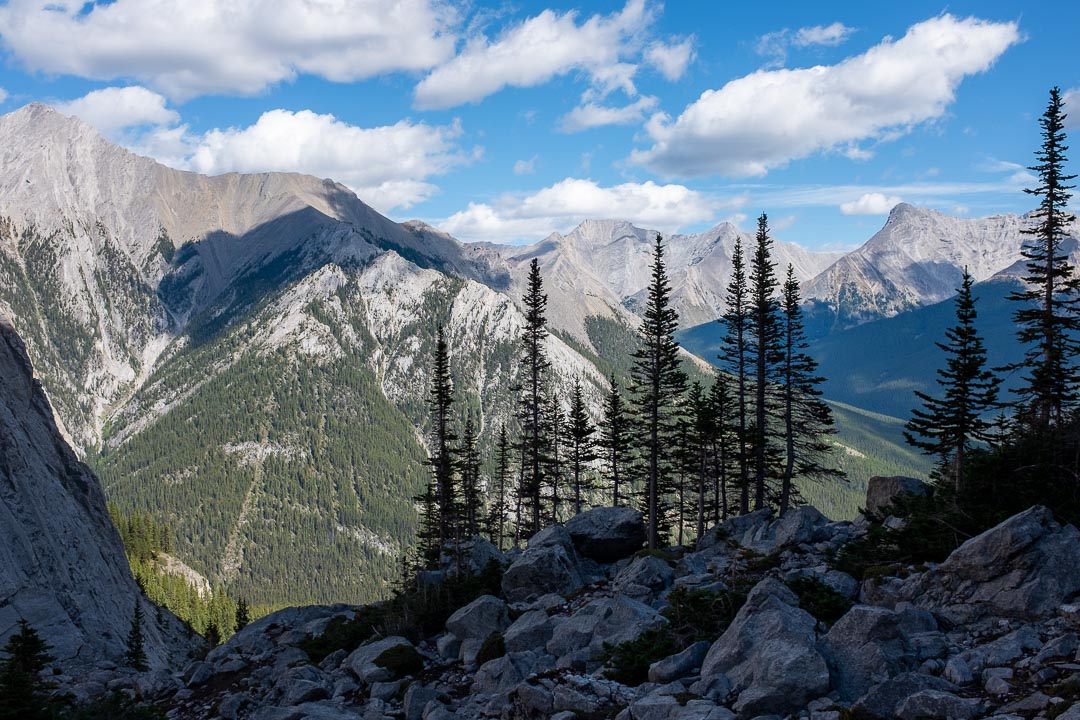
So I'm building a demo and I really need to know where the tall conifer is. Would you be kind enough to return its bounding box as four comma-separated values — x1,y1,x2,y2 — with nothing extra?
599,374,630,507
721,238,751,514
517,259,551,536
748,213,782,510
566,378,597,515
630,234,688,549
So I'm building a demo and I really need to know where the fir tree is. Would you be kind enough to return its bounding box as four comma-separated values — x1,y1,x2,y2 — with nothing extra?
566,378,598,515
630,234,688,549
125,600,149,671
421,325,458,564
204,621,221,648
778,265,842,513
686,381,716,540
458,414,483,538
1005,86,1080,428
545,393,565,522
707,375,735,523
905,269,1000,494
748,213,783,511
0,620,53,720
599,374,630,507
488,425,513,550
721,237,751,514
235,598,251,632
517,258,551,536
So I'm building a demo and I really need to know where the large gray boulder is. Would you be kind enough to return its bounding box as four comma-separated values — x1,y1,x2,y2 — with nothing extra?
441,537,506,578
850,672,959,720
820,604,939,701
344,636,422,684
501,525,585,602
864,476,929,516
901,505,1080,624
700,578,829,717
565,507,646,562
547,595,666,669
445,594,510,666
613,555,676,599
504,609,557,654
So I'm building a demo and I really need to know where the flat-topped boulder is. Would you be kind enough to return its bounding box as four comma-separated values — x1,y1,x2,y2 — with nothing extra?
565,507,647,563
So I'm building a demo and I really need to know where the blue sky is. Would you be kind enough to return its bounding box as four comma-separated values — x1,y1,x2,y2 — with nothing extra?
0,0,1076,250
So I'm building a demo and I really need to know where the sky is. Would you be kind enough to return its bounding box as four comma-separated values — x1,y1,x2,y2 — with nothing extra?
0,0,1077,251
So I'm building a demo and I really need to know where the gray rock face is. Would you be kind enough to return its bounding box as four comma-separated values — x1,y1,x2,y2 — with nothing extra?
446,595,509,665
565,507,646,562
504,609,556,654
648,641,711,684
896,689,982,720
613,555,676,599
0,315,194,670
864,476,929,516
501,525,585,602
345,636,420,684
441,537,505,578
700,578,829,717
904,505,1080,624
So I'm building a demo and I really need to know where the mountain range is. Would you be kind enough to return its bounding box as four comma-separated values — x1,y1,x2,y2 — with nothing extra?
0,102,1068,607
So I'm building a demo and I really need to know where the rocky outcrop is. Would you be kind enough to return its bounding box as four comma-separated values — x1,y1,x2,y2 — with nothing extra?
897,505,1080,624
501,525,587,602
0,314,195,669
864,475,929,516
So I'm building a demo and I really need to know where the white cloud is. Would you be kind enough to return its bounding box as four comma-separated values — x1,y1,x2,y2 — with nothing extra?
840,192,903,215
793,22,855,48
755,21,854,67
59,89,470,213
636,14,1020,177
439,178,720,242
513,157,537,175
559,95,658,132
55,86,179,139
414,0,656,109
646,37,695,80
1065,88,1080,130
0,0,457,100
0,87,7,104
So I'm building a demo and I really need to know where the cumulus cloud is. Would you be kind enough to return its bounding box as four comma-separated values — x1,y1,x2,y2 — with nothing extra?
840,192,903,215
646,37,695,80
55,86,179,139
635,14,1020,178
414,0,656,109
559,95,658,132
0,88,7,104
439,178,720,242
59,89,471,213
0,0,457,100
1065,88,1080,129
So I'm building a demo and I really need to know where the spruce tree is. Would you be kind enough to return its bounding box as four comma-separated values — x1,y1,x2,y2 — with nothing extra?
686,381,716,542
721,237,751,514
1005,86,1080,428
125,599,149,671
630,234,688,549
905,269,1000,494
778,265,842,513
707,375,734,524
517,258,551,536
748,213,783,510
235,598,251,632
427,325,458,555
545,393,565,522
566,378,597,515
488,424,513,549
0,620,53,720
458,414,483,537
599,374,630,507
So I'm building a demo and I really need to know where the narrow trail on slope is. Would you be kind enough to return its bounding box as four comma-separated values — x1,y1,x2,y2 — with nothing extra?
220,430,266,584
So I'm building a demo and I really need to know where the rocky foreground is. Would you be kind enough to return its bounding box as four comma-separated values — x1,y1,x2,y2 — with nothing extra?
70,480,1080,720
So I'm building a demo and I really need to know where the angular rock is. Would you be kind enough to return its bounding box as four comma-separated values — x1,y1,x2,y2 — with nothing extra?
864,476,929,516
821,605,922,701
504,609,556,654
548,595,666,668
501,525,584,602
902,506,1080,624
613,555,676,598
770,506,828,549
648,641,711,684
896,690,981,720
441,536,505,578
565,506,647,562
446,594,509,664
850,672,958,720
345,636,422,684
700,578,829,717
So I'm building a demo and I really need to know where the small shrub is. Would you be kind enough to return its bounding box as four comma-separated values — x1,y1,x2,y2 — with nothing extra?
298,604,385,663
786,575,852,625
599,625,678,686
475,632,506,666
